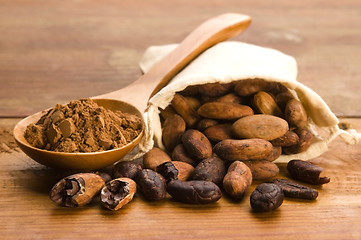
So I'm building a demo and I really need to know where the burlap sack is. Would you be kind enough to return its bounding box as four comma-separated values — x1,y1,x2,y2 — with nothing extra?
137,41,360,163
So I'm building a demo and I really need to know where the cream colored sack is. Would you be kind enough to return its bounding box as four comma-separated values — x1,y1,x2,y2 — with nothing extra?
137,41,360,163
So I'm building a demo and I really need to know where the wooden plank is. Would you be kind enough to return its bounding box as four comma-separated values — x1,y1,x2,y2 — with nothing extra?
1,118,361,239
0,0,360,117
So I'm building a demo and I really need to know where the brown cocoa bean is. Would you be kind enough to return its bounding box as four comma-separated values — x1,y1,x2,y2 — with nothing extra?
184,96,201,110
182,129,212,161
162,114,186,151
171,93,200,128
275,91,295,111
223,161,252,199
171,144,197,166
213,139,273,161
250,183,284,212
191,156,226,185
271,130,299,147
198,82,233,97
167,180,222,204
100,178,137,210
287,159,330,185
243,160,279,180
143,147,171,170
234,79,270,97
284,98,308,128
136,169,166,201
112,161,142,179
283,128,313,154
253,91,283,117
197,102,253,120
203,123,233,144
213,92,243,104
197,118,219,132
159,105,177,121
172,161,195,181
179,85,199,96
232,114,289,141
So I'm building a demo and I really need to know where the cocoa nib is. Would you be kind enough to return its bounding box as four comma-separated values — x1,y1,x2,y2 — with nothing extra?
272,178,318,200
287,159,330,185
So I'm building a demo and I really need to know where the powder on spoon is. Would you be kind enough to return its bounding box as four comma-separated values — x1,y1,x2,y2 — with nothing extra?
24,99,142,153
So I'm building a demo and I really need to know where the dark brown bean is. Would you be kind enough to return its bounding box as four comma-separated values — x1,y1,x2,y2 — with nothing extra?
156,162,179,183
136,169,166,201
272,178,318,200
191,156,226,186
162,114,186,152
250,183,284,212
112,161,142,179
271,130,299,147
167,180,222,204
198,82,233,97
282,128,313,154
287,159,330,185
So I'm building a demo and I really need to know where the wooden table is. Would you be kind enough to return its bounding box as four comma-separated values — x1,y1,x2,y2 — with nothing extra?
1,1,360,239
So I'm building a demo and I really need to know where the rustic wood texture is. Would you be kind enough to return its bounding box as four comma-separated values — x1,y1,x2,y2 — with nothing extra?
1,118,361,239
0,0,360,117
1,0,361,239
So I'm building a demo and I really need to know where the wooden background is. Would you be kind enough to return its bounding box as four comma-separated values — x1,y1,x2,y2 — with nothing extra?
1,0,361,239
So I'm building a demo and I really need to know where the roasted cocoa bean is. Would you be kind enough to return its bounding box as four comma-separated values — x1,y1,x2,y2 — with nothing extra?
100,178,137,210
223,161,252,199
283,128,313,154
167,180,222,204
197,118,219,132
284,99,308,128
50,173,105,207
172,161,195,181
112,161,142,179
191,156,226,185
171,93,200,128
182,129,212,161
271,130,299,147
213,139,273,161
250,183,284,212
198,82,233,97
287,159,330,185
203,123,233,143
253,91,283,117
156,162,179,183
232,114,289,141
272,178,318,200
136,169,166,201
162,114,186,151
197,102,253,120
243,160,279,180
234,78,270,97
171,144,197,166
143,147,172,170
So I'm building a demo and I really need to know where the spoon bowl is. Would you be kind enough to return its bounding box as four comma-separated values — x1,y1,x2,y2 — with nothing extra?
13,99,144,170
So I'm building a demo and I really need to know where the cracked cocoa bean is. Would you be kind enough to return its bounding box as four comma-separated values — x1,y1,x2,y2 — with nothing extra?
136,169,166,201
272,178,318,200
100,178,136,210
112,161,142,179
250,183,284,212
167,180,222,204
287,159,330,185
156,162,179,183
50,173,105,207
191,156,226,186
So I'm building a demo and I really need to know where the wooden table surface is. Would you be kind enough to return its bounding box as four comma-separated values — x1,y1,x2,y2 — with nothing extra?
1,1,361,239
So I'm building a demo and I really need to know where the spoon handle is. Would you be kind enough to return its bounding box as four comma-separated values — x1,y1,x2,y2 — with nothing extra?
95,13,251,111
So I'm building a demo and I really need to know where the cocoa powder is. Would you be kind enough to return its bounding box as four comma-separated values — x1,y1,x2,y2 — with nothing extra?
24,99,142,153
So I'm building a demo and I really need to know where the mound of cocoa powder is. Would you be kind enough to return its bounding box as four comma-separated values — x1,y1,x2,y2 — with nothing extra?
24,99,142,153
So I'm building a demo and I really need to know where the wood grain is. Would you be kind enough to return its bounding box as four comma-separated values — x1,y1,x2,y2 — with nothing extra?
0,0,360,117
0,118,360,239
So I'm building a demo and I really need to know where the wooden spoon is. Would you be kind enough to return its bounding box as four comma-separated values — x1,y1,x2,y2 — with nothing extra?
13,13,251,170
